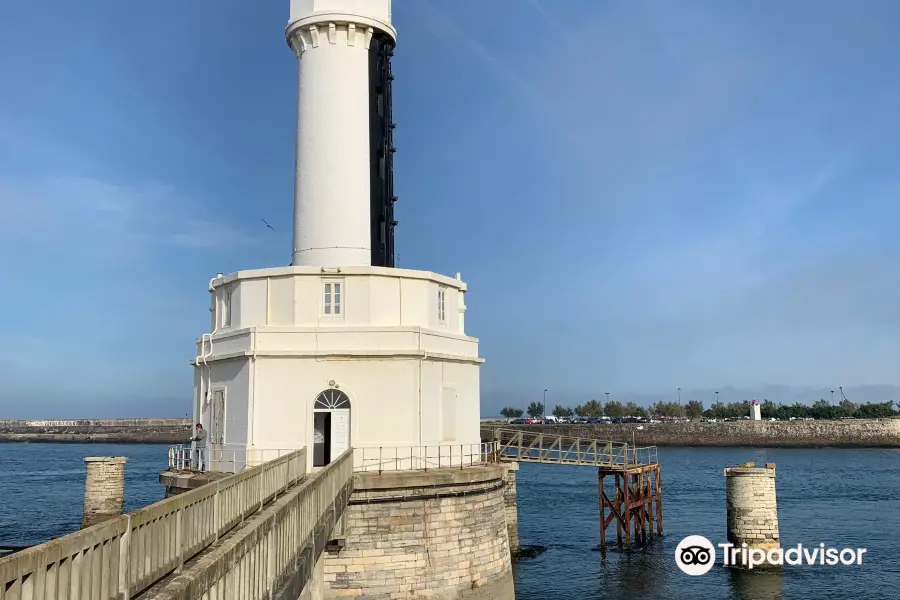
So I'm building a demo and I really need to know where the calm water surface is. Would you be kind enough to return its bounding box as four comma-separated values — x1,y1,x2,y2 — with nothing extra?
514,447,900,600
1,444,898,599
0,443,164,546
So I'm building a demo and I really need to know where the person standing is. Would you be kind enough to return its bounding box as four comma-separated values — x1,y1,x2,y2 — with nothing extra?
191,423,208,471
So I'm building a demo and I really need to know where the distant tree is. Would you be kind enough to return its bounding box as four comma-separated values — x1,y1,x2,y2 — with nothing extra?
605,400,625,418
624,401,649,418
704,401,752,420
684,400,705,419
651,401,682,417
700,397,898,421
500,407,523,422
857,400,897,419
810,399,835,420
526,402,544,419
837,399,857,418
576,399,604,418
552,405,574,418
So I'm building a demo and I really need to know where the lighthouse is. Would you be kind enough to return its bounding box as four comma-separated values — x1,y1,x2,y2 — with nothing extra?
190,0,483,474
287,0,397,268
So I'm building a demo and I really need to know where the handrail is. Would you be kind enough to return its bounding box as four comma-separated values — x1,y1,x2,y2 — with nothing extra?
482,426,659,467
0,448,307,599
167,445,301,473
160,449,355,599
353,442,498,472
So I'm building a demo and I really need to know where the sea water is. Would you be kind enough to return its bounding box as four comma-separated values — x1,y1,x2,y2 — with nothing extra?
1,444,898,599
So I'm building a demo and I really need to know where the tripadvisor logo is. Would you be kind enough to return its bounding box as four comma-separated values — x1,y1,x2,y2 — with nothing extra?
675,536,716,576
675,535,869,574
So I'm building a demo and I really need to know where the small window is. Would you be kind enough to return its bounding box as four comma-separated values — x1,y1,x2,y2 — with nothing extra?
222,289,233,327
438,287,446,322
323,281,343,316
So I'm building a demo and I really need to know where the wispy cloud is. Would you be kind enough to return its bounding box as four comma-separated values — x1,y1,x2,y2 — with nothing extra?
411,0,539,103
0,175,259,255
526,0,580,52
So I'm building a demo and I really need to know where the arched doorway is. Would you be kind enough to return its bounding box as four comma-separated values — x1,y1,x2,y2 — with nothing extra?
313,389,351,467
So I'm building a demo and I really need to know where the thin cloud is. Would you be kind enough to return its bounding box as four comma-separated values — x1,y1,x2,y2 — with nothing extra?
527,0,580,52
412,0,546,112
0,175,259,252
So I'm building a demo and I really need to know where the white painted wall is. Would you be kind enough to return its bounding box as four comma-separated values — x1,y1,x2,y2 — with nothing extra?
288,21,371,267
193,268,482,472
210,267,469,333
197,359,251,470
249,355,480,471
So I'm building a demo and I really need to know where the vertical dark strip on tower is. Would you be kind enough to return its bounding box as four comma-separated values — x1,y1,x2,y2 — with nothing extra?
368,33,396,268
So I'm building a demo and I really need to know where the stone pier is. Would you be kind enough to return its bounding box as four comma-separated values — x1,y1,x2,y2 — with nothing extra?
82,456,128,528
501,462,519,554
324,466,515,599
724,462,780,569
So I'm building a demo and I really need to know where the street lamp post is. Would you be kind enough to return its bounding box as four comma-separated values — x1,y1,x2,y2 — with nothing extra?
677,387,682,416
543,389,547,419
715,391,719,413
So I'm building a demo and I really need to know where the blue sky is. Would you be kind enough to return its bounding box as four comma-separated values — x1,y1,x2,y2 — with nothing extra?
1,0,899,418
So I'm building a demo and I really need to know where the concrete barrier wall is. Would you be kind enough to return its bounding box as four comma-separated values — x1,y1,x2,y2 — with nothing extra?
496,419,900,448
0,418,192,443
0,418,191,428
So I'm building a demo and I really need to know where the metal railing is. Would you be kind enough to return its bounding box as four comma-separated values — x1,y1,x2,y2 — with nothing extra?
167,445,301,473
630,445,659,466
353,442,499,472
0,448,307,600
482,426,659,468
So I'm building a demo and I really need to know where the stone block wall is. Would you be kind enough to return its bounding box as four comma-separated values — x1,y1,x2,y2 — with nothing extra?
82,456,128,528
505,418,900,447
725,464,780,568
324,466,514,599
500,463,519,553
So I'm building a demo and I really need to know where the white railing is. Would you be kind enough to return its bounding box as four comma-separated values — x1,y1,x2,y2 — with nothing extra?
0,448,307,600
175,449,354,598
353,442,499,472
630,445,659,466
168,445,300,473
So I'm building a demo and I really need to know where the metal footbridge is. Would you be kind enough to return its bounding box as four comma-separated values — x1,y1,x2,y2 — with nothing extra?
481,426,659,468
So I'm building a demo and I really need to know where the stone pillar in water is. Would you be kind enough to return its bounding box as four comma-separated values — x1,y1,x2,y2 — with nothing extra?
82,457,128,528
724,462,780,568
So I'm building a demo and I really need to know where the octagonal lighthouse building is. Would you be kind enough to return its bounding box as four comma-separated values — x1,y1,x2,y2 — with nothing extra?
192,0,483,473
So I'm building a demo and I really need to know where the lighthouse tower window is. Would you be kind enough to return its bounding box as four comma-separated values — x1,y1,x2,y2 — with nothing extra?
222,289,233,328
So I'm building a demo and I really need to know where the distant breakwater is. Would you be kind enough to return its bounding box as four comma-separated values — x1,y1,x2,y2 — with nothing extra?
487,419,900,448
0,418,192,444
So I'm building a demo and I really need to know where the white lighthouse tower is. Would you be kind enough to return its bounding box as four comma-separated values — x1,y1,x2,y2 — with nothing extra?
191,0,483,473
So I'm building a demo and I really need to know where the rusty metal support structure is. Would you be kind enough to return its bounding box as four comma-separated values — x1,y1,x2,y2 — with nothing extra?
597,463,663,550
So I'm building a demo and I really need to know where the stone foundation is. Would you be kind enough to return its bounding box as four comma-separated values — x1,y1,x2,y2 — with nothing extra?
725,463,780,569
500,463,519,553
324,466,515,599
159,469,231,497
82,456,127,528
